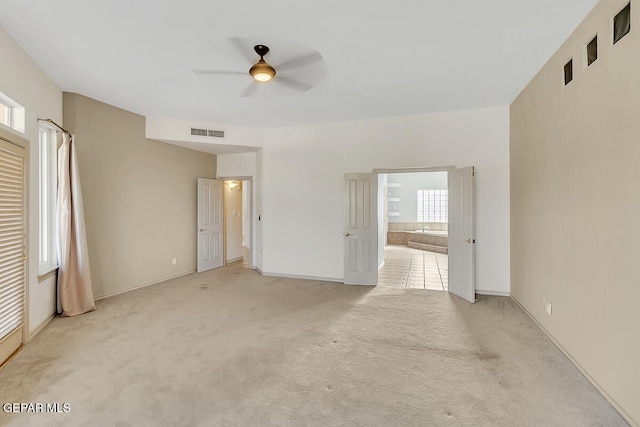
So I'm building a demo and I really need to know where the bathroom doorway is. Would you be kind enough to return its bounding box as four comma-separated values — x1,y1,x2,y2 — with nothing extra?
223,178,252,268
377,170,449,290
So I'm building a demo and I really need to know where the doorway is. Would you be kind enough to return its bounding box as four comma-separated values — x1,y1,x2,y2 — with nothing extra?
343,166,474,302
377,171,449,290
223,178,252,269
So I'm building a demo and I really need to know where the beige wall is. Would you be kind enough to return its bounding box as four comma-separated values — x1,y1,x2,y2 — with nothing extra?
0,26,61,336
510,1,639,425
63,93,217,299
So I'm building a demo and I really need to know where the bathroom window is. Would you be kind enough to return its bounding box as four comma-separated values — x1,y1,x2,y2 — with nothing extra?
587,35,598,66
564,59,573,85
614,3,631,44
417,190,448,223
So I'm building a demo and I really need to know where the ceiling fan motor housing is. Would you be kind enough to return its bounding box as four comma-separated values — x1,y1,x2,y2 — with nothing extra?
250,45,276,81
254,45,270,57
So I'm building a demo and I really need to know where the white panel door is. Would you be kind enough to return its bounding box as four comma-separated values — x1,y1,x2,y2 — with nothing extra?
344,174,378,285
448,166,475,303
0,135,26,366
197,178,224,272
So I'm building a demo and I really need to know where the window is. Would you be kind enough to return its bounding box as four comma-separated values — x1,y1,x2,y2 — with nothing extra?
0,92,25,133
39,127,58,275
564,59,573,85
417,190,448,223
614,3,631,44
587,35,598,66
0,103,9,128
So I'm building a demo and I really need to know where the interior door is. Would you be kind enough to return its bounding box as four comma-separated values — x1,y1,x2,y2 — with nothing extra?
344,173,377,285
197,178,224,272
0,134,26,366
448,166,475,302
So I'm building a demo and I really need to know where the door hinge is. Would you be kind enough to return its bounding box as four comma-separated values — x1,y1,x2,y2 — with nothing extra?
472,166,475,177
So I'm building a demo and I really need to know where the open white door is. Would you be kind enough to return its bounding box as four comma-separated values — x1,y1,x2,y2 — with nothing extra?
197,178,224,272
448,167,475,302
344,174,377,285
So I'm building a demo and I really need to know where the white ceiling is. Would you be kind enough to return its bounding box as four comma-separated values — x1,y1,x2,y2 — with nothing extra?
0,0,599,128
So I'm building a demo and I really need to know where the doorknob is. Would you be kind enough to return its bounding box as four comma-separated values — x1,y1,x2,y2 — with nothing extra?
344,232,353,237
199,228,205,232
466,239,471,244
465,239,475,244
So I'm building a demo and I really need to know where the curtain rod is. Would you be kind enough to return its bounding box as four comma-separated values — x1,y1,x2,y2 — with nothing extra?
38,118,69,134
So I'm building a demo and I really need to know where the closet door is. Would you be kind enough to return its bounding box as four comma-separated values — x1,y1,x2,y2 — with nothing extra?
0,135,26,366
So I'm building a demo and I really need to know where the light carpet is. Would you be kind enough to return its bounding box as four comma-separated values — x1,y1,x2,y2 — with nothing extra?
0,265,628,426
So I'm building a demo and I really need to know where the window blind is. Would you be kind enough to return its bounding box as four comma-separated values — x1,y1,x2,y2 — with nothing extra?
0,139,25,344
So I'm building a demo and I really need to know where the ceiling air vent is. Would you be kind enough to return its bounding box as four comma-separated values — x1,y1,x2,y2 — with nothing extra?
190,128,225,138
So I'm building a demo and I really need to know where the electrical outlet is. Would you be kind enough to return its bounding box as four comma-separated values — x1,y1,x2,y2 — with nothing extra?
545,301,552,316
172,258,177,265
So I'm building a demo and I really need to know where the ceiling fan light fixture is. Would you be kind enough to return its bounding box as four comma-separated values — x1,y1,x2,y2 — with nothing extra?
249,59,276,82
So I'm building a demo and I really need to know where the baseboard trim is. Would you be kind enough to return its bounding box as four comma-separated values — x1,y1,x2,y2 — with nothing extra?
225,256,243,264
260,271,344,283
94,270,196,301
256,270,508,291
511,296,638,427
476,290,510,297
27,314,56,342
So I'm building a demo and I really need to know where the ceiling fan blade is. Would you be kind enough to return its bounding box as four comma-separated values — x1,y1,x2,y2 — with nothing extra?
228,37,255,64
193,69,246,76
275,52,322,71
240,82,259,98
275,76,313,92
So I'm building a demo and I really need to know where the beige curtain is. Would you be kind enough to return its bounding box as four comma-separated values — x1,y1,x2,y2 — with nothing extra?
56,133,96,316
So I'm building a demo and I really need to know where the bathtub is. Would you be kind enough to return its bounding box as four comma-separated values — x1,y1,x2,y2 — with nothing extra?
412,229,448,236
387,229,449,254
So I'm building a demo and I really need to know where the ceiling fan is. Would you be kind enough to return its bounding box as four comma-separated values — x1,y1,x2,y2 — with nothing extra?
193,39,324,98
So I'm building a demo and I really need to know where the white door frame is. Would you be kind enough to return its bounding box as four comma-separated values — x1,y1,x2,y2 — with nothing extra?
218,176,254,270
372,166,474,301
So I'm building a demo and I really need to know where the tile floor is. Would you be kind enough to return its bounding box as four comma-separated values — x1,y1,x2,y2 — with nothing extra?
377,245,448,290
229,245,447,290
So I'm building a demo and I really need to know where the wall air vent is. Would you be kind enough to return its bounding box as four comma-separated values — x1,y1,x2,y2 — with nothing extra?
190,128,225,138
191,128,207,136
